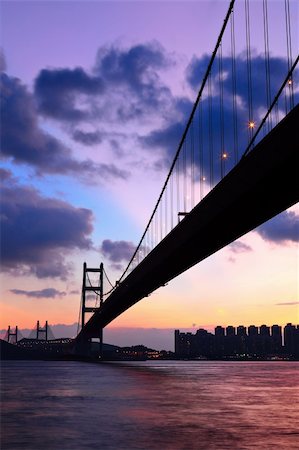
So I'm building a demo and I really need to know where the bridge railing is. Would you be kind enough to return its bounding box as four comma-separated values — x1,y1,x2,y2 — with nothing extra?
113,0,298,286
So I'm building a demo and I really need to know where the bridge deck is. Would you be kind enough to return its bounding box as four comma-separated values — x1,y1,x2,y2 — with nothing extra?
78,105,299,339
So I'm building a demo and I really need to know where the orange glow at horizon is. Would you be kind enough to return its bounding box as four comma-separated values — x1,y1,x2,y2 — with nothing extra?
1,231,298,332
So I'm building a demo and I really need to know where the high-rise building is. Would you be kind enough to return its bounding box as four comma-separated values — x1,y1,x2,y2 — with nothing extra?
226,326,236,336
260,325,270,336
271,325,282,354
237,325,247,336
248,325,258,336
284,323,296,356
214,326,225,357
226,326,237,355
175,330,193,357
248,325,258,355
215,326,225,337
236,325,247,355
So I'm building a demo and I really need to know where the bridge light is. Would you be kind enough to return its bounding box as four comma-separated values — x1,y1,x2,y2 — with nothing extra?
248,121,255,129
288,78,292,85
222,152,228,159
202,176,206,181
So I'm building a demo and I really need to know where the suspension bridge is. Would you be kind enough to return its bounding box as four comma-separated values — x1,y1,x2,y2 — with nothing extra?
75,0,299,345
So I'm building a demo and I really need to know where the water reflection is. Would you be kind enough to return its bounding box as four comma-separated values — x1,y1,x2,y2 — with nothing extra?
1,361,299,449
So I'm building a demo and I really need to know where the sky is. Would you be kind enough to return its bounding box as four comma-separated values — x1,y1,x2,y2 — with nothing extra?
0,0,298,351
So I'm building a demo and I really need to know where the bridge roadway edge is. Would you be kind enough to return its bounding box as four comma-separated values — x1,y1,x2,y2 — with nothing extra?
78,105,299,340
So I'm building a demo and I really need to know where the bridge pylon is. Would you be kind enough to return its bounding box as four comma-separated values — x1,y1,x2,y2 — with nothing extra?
36,320,48,340
7,325,18,344
81,262,104,357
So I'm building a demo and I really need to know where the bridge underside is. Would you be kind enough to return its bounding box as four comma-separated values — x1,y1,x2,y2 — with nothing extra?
78,105,299,340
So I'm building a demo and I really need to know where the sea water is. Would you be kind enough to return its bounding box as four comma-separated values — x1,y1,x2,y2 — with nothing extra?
1,360,298,449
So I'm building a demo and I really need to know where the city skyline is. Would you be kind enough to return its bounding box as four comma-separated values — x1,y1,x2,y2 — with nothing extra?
2,321,299,353
175,322,299,358
1,0,298,345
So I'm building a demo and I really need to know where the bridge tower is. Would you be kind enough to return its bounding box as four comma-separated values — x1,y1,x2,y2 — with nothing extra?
7,325,18,344
81,262,104,356
36,320,48,340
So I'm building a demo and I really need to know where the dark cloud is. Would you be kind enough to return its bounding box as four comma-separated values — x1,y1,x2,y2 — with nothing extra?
10,288,66,298
94,42,174,123
100,239,136,263
72,129,103,146
35,67,104,121
1,171,94,280
257,211,299,243
33,42,174,131
141,54,294,178
110,263,124,272
186,53,288,108
140,121,186,160
95,42,172,98
229,241,252,253
140,97,245,178
0,73,128,181
185,54,211,90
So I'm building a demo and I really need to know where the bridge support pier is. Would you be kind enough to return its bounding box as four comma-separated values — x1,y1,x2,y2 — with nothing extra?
36,320,48,340
7,325,18,344
79,262,105,359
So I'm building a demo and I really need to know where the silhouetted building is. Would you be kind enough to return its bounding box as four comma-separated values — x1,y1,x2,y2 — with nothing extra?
193,328,214,358
236,325,247,355
284,323,297,357
215,326,225,337
175,330,193,357
225,326,237,356
174,323,298,359
271,325,282,354
259,324,271,356
214,326,225,357
248,325,259,355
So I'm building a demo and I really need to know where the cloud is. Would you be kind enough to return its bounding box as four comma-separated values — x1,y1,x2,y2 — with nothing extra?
69,289,80,295
72,129,103,145
33,42,174,134
229,241,252,254
140,121,186,161
140,53,296,179
35,67,104,122
94,42,173,112
100,239,136,263
275,301,299,306
0,72,128,181
10,288,67,298
1,170,94,280
257,211,299,244
186,53,288,108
